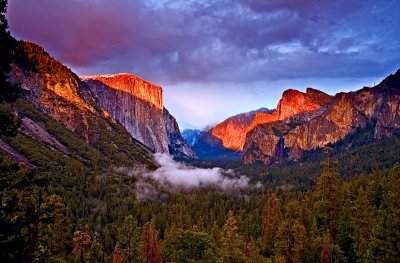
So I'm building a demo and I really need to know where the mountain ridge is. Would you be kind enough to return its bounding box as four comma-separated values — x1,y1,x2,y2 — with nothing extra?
243,70,400,164
6,41,194,158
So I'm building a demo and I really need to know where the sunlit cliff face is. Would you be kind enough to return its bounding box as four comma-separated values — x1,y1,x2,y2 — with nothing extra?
211,88,333,151
81,73,163,110
80,73,195,157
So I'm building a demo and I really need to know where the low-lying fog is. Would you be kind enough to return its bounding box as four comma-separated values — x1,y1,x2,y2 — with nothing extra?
150,153,255,189
115,153,261,200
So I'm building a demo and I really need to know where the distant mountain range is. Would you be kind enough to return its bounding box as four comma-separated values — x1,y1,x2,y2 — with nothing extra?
182,129,204,147
183,72,400,164
3,37,400,168
182,108,272,160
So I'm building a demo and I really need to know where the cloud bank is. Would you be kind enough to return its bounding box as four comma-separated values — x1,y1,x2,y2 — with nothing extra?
149,153,254,189
7,0,400,128
117,154,259,200
7,0,400,84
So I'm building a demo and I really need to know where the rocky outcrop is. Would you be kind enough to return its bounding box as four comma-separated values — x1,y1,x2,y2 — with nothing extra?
182,129,203,147
243,70,400,164
163,108,196,158
211,108,272,151
20,116,68,154
189,108,271,160
80,74,195,157
8,42,98,142
249,88,333,130
8,41,194,158
285,73,400,150
242,124,281,164
243,88,334,164
80,74,168,153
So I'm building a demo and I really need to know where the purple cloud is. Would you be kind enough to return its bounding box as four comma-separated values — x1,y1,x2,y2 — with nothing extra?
6,0,400,128
7,0,400,84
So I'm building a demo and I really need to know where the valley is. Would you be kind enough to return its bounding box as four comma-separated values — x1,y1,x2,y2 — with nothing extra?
1,1,400,262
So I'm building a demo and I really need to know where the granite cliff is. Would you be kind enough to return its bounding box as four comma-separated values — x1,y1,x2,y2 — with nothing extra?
189,108,271,160
163,108,197,158
243,70,400,164
210,108,272,151
80,74,195,158
80,74,168,153
9,42,99,142
249,88,333,130
8,41,194,158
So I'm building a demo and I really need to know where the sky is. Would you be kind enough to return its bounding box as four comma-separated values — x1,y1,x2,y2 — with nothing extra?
7,0,400,129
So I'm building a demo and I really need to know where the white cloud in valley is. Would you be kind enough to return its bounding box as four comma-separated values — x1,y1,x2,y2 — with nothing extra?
149,153,254,189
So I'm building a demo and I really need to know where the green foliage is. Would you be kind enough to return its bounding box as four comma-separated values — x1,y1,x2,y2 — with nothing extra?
2,95,400,262
118,215,141,262
0,154,43,262
0,103,20,136
351,189,372,261
163,229,214,263
274,201,306,263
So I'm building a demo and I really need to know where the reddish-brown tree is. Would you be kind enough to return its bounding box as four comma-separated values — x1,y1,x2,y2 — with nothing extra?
142,221,162,263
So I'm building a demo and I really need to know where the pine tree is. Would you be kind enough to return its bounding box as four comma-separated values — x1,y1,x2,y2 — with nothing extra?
36,194,72,260
262,193,282,257
351,188,372,261
0,0,19,102
368,164,400,262
90,231,104,263
321,234,331,263
262,193,281,235
315,163,341,240
119,215,141,263
142,220,162,263
274,201,306,263
220,210,245,263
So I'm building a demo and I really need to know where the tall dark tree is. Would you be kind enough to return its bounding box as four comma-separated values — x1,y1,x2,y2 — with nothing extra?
0,157,36,262
368,164,400,262
351,188,372,261
119,215,141,263
220,210,245,263
274,201,306,263
72,224,91,263
0,0,19,102
262,193,282,257
0,0,8,31
315,163,341,240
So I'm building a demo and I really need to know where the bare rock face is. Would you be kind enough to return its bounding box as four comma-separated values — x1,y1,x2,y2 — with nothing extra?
80,74,168,153
163,108,196,158
242,124,280,164
8,42,98,142
276,88,333,120
249,88,333,130
8,42,194,158
243,70,400,165
284,93,368,150
210,108,272,151
243,88,333,164
80,74,195,157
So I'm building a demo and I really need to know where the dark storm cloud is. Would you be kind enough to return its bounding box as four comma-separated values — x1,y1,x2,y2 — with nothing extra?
7,0,400,84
